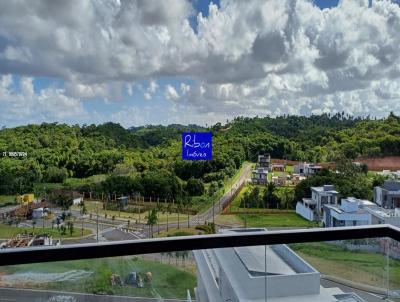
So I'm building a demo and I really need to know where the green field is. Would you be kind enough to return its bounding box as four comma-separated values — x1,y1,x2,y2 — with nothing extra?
0,256,196,298
155,227,203,238
238,212,317,228
0,195,17,206
0,223,92,239
73,201,194,224
285,165,294,173
291,242,400,289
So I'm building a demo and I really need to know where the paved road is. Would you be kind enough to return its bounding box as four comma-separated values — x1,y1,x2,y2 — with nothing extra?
0,288,189,302
78,163,252,239
145,163,253,235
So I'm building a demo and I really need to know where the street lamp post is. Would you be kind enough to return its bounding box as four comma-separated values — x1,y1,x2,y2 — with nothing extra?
212,199,215,225
96,201,99,242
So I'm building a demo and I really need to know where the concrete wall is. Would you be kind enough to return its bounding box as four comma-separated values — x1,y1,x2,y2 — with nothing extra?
193,250,222,302
296,202,315,221
272,245,317,274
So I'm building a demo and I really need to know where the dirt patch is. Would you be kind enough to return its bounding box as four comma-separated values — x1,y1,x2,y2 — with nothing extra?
271,159,300,165
356,156,400,171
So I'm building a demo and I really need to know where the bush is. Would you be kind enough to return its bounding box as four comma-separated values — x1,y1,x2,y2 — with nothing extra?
186,178,204,196
44,166,69,183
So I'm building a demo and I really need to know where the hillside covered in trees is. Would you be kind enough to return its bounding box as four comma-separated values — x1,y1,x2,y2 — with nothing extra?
0,113,399,198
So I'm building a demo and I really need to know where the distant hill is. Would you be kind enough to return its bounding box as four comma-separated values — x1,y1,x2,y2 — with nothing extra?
0,113,399,195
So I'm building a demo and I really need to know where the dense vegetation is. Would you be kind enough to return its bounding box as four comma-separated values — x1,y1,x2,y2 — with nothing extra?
0,113,399,201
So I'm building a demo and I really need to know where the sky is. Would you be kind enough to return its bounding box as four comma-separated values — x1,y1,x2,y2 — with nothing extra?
1,0,400,128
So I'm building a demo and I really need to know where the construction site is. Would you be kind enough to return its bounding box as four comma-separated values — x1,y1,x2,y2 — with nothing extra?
0,233,53,249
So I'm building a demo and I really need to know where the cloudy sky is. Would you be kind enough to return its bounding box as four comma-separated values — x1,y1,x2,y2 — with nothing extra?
1,0,400,127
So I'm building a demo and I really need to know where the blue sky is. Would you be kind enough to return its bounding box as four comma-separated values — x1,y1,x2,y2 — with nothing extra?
1,0,400,127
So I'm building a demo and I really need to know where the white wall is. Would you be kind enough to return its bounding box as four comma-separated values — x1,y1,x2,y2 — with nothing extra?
296,202,315,221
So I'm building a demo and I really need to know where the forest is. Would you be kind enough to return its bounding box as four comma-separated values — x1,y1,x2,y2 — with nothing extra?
0,112,399,201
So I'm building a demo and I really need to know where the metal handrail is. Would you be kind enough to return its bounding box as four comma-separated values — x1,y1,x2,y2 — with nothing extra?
0,224,399,266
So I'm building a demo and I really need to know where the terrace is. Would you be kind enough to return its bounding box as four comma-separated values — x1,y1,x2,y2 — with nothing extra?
0,225,399,301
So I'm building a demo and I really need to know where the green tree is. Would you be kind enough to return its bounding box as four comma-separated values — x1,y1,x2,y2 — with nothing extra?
186,178,205,196
146,209,158,238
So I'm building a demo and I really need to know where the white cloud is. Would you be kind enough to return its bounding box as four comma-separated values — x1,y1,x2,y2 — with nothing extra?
0,75,87,125
143,92,152,100
164,84,180,101
126,83,134,96
110,106,147,127
1,0,400,125
180,82,191,95
148,80,159,93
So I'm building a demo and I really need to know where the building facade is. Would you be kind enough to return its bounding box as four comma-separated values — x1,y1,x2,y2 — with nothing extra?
323,197,371,227
258,154,271,170
194,229,364,302
374,180,400,209
296,185,338,221
251,167,269,185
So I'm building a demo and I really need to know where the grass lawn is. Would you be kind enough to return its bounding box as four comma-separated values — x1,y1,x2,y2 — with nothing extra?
0,256,196,298
229,185,250,212
291,242,400,289
155,227,203,238
0,195,17,206
74,201,194,224
285,165,294,173
237,212,317,228
0,223,92,239
214,214,244,227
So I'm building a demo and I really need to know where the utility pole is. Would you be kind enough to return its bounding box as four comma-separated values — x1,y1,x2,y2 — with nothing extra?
96,202,99,242
244,199,247,229
212,199,215,225
138,196,142,224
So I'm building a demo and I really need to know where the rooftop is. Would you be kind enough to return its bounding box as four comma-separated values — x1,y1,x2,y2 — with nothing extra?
311,185,338,194
382,180,400,191
235,245,297,276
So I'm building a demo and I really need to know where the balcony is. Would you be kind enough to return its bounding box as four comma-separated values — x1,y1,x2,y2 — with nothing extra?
0,225,399,301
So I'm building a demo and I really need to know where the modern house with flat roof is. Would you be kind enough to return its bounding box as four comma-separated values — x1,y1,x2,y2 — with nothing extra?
194,229,365,302
374,180,400,209
323,197,400,228
251,166,269,185
296,185,338,221
296,198,317,221
323,197,371,227
294,162,323,176
366,206,400,227
257,154,271,170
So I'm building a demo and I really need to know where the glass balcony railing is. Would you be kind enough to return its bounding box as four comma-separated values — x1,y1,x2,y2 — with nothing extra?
0,225,399,302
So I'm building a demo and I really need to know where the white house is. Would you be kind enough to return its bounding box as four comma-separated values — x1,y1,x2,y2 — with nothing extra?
323,197,371,227
323,197,400,228
296,185,338,222
258,154,271,170
366,206,400,227
251,167,269,185
296,198,316,221
374,180,400,209
194,228,364,302
294,162,323,176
